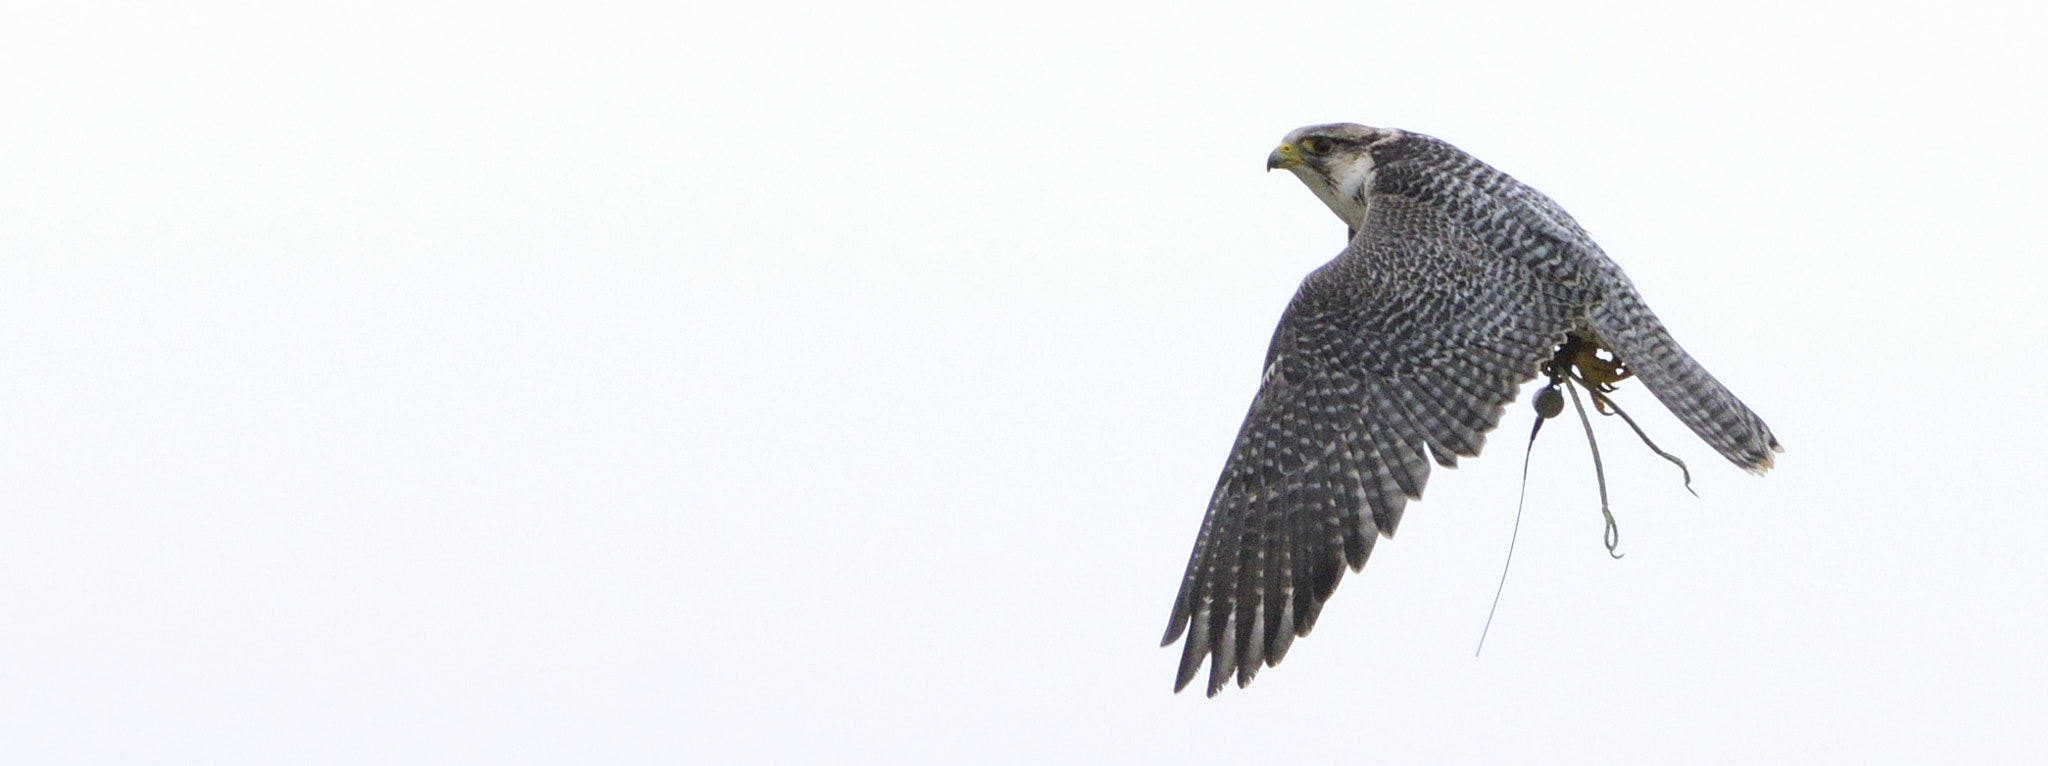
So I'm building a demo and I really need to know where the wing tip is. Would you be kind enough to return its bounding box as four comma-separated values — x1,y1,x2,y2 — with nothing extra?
1160,610,1188,648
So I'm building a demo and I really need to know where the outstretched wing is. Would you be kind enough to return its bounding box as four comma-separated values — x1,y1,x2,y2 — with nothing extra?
1161,188,1581,696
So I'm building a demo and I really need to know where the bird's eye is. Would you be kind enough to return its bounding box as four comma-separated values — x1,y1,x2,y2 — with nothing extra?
1302,137,1335,156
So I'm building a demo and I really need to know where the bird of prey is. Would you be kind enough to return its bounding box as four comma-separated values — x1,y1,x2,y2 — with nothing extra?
1162,124,1781,696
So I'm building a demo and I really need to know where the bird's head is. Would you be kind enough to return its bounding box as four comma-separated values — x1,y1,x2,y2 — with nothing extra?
1267,123,1404,234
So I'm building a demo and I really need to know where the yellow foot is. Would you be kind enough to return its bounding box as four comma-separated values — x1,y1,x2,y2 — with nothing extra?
1573,342,1632,392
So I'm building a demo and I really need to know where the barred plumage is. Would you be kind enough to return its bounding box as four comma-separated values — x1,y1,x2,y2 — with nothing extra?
1162,124,1781,696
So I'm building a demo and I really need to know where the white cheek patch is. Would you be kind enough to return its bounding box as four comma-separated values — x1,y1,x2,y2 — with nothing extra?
1330,159,1375,205
1313,157,1377,232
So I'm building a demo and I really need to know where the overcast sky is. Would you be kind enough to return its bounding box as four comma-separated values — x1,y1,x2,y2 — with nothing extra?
4,1,2046,763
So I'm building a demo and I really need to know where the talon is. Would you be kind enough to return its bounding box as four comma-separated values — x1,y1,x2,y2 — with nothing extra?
1572,341,1632,392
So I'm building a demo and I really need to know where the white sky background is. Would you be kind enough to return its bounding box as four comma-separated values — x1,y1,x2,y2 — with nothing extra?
3,0,2045,762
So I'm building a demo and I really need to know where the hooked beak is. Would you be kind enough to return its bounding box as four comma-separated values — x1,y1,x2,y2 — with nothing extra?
1267,143,1302,171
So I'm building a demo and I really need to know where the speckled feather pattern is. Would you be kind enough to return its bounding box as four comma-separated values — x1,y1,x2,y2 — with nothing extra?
1163,127,1780,696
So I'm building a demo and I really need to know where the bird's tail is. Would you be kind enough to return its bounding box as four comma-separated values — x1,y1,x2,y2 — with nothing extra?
1589,281,1782,472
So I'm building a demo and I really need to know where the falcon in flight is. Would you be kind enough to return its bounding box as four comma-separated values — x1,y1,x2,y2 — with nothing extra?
1162,124,1781,696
